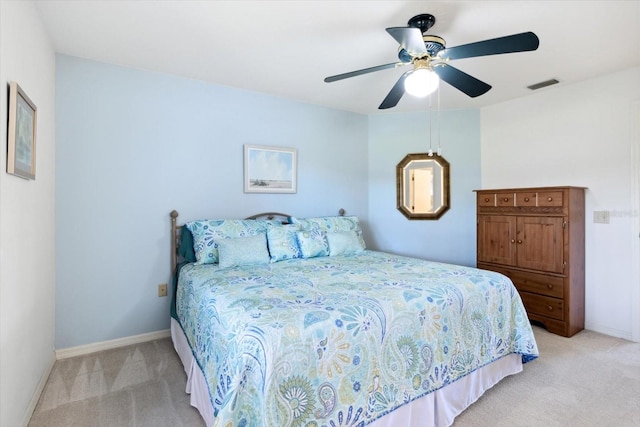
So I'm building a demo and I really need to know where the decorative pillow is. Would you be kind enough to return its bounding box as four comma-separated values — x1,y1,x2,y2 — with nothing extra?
186,219,279,264
266,223,301,262
290,215,366,249
216,234,270,268
296,230,329,258
326,230,365,256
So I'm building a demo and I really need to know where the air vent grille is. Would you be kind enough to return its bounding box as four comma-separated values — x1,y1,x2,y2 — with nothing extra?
527,79,560,90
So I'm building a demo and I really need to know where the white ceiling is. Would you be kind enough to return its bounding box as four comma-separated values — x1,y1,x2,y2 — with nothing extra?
35,1,640,114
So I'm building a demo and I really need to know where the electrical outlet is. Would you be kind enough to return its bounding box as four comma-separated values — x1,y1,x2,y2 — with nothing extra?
158,284,168,297
593,211,610,224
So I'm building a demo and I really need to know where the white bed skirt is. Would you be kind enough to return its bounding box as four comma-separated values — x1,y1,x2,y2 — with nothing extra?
171,318,522,427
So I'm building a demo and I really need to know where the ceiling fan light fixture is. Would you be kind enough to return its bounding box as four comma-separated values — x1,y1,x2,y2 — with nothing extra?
324,13,540,110
404,68,439,97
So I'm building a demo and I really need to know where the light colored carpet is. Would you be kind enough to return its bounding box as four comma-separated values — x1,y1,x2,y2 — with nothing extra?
28,338,205,427
455,326,640,426
28,326,640,426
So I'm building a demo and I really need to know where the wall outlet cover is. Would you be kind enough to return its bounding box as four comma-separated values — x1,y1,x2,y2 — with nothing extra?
158,284,168,297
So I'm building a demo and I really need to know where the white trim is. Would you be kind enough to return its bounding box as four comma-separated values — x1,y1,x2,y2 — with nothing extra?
55,329,171,360
586,323,633,342
631,101,640,343
22,353,56,427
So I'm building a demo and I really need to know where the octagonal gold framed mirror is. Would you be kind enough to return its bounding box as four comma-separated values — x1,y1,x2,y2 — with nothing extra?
396,153,450,220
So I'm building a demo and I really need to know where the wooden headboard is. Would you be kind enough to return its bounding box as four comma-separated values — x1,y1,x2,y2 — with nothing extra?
170,209,345,272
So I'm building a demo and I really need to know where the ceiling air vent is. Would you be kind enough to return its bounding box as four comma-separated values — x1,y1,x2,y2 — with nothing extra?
527,78,559,90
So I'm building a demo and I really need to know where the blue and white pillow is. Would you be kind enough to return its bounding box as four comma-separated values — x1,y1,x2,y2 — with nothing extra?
266,223,301,262
326,230,365,256
296,230,329,258
216,234,270,268
290,215,366,249
186,219,279,265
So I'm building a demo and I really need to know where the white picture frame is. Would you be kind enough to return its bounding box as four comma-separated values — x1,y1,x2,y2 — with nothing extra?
244,144,297,193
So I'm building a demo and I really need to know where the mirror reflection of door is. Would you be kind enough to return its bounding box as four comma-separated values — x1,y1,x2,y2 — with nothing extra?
396,153,450,220
411,168,433,212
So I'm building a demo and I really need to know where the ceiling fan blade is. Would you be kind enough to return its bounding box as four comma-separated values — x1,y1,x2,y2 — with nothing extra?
434,65,492,98
441,32,539,60
386,27,428,56
324,62,405,83
379,73,409,109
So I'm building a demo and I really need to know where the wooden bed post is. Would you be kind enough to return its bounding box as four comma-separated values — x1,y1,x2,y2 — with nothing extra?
170,210,178,274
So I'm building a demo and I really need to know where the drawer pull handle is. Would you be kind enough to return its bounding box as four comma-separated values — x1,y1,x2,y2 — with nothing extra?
484,198,490,202
547,305,553,311
503,198,509,202
547,197,553,202
511,239,516,244
524,197,530,202
547,284,553,289
517,239,523,244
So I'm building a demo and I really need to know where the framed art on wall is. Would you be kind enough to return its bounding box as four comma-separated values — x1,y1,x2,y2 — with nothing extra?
244,144,297,193
7,81,37,180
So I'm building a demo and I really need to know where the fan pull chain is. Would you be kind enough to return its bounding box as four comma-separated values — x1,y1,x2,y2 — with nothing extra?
428,93,434,156
437,85,442,156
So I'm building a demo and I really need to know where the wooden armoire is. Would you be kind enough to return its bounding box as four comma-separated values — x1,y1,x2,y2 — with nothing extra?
475,186,586,337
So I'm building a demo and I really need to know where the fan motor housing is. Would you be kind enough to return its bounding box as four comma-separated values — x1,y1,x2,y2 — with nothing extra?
398,35,446,62
423,35,446,56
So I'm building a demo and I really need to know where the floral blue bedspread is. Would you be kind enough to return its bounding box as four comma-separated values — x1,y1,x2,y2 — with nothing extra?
176,250,538,427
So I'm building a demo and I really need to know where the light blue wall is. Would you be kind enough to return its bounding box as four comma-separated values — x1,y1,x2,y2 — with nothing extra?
55,55,369,348
367,110,481,266
55,55,481,349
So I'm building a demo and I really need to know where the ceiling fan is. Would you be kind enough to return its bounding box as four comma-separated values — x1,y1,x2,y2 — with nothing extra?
324,14,540,109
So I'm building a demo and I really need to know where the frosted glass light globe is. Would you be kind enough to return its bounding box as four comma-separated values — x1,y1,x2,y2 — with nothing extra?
404,68,439,97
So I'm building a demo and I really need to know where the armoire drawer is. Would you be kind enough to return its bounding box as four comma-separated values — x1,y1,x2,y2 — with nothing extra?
520,292,564,321
478,193,496,207
515,192,537,207
479,265,564,298
496,192,515,207
538,191,563,207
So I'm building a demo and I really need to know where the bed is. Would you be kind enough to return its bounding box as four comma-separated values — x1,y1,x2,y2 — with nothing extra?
169,210,538,427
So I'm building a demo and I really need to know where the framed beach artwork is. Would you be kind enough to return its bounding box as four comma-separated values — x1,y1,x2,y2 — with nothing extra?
244,144,297,193
7,81,37,180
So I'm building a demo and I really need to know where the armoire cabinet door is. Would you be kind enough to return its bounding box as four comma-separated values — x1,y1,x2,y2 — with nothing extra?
517,216,564,273
478,215,517,266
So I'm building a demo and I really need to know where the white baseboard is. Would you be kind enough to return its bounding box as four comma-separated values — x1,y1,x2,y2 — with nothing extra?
585,323,633,342
22,352,56,427
55,329,171,360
